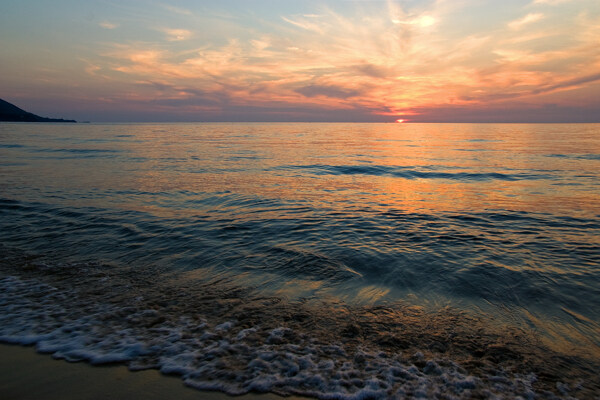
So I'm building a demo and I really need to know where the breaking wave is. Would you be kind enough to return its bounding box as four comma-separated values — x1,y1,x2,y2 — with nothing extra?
1,250,598,399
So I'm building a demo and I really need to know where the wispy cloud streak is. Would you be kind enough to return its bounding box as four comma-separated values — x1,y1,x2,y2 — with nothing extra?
3,0,598,121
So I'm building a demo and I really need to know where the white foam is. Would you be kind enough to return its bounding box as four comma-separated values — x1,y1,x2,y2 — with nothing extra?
236,327,257,340
215,321,235,331
0,274,579,399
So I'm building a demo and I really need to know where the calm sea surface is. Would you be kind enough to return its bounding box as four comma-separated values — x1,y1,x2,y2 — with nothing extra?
1,123,599,398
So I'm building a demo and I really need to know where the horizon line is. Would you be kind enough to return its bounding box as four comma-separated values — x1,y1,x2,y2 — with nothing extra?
14,121,600,124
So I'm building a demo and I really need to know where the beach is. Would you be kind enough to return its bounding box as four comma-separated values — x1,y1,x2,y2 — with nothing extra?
1,250,598,399
2,0,600,397
0,343,309,400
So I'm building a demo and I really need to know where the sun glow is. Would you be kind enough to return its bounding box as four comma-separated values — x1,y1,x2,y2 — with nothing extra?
1,0,598,122
396,119,405,123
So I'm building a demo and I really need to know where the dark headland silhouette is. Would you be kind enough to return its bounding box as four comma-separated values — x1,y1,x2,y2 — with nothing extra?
0,98,76,122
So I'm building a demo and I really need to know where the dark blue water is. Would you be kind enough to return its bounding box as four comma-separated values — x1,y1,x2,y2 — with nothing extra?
1,123,599,398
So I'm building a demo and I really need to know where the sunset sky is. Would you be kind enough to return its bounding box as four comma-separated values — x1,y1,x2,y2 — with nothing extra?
1,0,599,122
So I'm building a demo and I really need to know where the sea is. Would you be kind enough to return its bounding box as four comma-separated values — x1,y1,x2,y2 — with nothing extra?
0,122,598,399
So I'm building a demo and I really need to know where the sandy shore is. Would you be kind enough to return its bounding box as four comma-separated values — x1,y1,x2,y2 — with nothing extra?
0,344,307,400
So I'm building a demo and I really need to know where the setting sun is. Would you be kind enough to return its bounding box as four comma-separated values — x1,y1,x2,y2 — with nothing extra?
396,119,405,123
1,0,598,122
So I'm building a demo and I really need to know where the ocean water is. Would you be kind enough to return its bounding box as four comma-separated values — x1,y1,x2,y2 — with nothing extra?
0,122,599,398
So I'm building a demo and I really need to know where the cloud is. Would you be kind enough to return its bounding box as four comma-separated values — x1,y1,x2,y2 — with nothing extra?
392,15,437,28
353,64,393,79
295,84,361,99
84,62,101,76
405,103,600,123
162,4,192,16
534,72,600,94
99,21,118,29
281,16,324,33
87,1,600,121
508,13,544,30
532,0,572,5
162,28,192,41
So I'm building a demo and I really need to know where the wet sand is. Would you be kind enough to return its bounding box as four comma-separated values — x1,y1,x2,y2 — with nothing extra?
1,252,599,399
0,344,306,400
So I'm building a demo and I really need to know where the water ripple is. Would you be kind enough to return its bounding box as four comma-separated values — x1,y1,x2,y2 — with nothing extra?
275,164,552,181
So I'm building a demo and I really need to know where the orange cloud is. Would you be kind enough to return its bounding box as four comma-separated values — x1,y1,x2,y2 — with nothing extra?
83,0,599,120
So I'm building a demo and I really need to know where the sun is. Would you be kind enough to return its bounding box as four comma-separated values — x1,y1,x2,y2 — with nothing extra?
395,119,405,123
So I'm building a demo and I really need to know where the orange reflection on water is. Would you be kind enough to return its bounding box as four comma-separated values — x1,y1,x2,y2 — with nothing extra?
114,123,600,224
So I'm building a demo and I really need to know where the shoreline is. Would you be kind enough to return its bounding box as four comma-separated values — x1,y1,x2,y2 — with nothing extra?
1,250,598,399
0,343,306,400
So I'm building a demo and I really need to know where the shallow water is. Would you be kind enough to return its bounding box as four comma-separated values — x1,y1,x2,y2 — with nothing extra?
0,122,599,398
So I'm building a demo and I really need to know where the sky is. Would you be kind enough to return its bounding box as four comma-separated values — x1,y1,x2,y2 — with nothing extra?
1,0,599,122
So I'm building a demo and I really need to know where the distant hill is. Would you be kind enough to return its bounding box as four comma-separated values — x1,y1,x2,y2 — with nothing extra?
0,98,76,122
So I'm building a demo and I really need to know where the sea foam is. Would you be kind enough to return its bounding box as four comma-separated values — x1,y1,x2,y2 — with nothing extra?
0,261,592,399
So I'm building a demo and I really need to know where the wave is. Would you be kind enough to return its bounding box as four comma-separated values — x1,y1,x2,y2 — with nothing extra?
1,197,599,321
274,164,552,181
546,154,600,161
1,251,598,399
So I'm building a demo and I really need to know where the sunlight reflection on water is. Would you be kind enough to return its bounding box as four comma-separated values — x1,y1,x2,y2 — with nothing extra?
0,122,599,357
